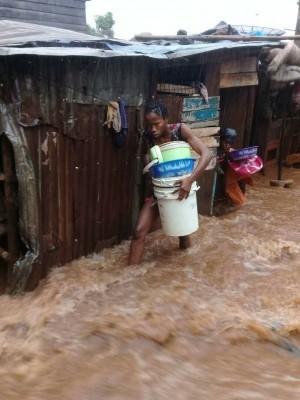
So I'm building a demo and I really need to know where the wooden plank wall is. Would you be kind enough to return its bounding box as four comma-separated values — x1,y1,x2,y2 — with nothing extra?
220,86,256,149
181,96,220,128
220,57,258,88
181,96,220,215
259,118,300,166
0,0,88,32
252,78,300,168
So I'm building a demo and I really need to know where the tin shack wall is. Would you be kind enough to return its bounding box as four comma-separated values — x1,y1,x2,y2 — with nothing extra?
0,46,265,293
0,55,153,292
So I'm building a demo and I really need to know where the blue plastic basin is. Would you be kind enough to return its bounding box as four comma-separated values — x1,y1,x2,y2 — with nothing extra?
150,158,196,178
228,146,259,161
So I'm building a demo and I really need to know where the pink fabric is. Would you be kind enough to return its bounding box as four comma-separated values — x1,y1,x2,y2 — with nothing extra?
228,155,263,177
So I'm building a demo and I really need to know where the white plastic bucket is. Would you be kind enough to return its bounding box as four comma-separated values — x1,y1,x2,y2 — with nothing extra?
152,173,191,188
153,181,199,236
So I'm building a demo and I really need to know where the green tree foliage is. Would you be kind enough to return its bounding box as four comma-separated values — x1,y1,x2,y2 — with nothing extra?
87,12,115,38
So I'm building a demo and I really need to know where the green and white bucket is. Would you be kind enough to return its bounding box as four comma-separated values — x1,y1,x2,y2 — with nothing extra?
150,141,192,163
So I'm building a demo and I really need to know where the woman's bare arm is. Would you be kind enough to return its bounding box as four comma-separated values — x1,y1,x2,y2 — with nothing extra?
174,123,212,199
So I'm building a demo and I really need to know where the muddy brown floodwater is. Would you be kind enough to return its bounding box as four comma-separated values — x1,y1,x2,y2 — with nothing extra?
0,166,299,399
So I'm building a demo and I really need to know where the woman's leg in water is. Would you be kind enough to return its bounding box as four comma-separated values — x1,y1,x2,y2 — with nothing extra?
179,235,191,249
128,200,160,265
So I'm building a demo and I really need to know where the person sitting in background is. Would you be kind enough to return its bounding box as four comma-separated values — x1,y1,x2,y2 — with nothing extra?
214,128,253,215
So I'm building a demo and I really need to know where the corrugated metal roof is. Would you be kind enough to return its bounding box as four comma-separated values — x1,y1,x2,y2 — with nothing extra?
0,20,280,59
0,40,279,60
0,19,99,45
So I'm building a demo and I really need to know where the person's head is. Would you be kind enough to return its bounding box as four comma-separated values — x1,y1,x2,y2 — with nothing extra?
144,100,169,139
177,29,187,35
219,128,237,152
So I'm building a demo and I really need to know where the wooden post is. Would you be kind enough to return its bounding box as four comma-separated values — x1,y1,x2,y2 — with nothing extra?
295,1,300,48
1,135,19,264
277,88,289,180
134,34,300,42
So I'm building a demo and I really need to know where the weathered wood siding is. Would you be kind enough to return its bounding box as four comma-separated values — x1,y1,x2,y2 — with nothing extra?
181,97,220,128
0,0,89,32
220,57,258,88
220,86,256,149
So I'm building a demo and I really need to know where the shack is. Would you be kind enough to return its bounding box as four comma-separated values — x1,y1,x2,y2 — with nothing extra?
252,41,300,172
0,20,286,294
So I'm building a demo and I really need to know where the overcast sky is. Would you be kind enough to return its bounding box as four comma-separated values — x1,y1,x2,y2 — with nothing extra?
86,0,298,40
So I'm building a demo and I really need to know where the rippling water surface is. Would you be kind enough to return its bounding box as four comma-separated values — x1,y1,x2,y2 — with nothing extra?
0,166,300,399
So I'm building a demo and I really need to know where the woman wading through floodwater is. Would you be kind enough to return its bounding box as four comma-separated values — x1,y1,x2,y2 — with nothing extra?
128,100,212,265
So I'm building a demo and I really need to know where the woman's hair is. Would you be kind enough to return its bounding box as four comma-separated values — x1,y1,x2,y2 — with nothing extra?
144,100,169,118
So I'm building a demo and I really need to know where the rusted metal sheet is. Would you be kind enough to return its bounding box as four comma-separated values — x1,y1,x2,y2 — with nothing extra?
24,108,140,288
0,55,150,293
0,20,278,59
22,106,140,290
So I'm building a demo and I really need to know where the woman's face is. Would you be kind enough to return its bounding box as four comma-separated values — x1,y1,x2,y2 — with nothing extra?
145,112,168,139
